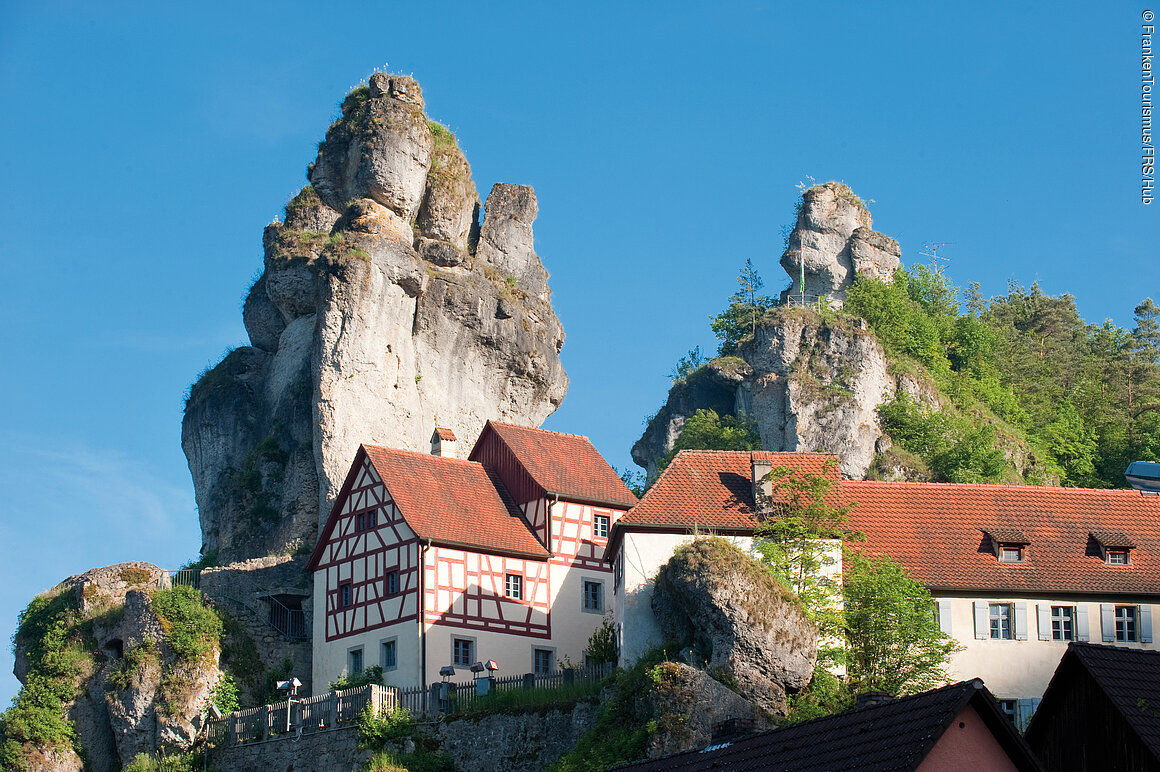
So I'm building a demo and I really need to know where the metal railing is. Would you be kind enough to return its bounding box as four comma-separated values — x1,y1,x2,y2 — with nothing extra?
267,596,307,640
208,661,614,747
168,569,202,589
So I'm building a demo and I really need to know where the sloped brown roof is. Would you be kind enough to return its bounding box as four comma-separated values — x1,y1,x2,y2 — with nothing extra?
845,480,1160,595
309,445,549,568
620,679,1041,772
434,427,457,441
617,450,841,529
472,421,638,508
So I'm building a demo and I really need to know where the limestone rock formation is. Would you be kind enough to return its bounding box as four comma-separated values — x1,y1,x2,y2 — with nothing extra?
9,564,223,772
634,309,901,479
182,73,568,562
643,662,770,759
651,539,817,716
779,181,900,306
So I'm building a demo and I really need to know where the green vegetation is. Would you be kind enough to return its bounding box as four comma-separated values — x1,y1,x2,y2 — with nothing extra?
584,619,617,666
668,345,707,382
151,586,222,664
711,259,776,356
427,120,457,152
656,408,761,476
753,462,853,664
179,549,219,573
106,641,160,691
842,551,962,695
122,750,199,772
0,588,92,770
357,705,454,771
446,679,602,719
330,665,384,692
210,672,240,715
549,646,676,772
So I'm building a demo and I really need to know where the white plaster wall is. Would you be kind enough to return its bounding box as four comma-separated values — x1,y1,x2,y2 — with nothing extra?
549,561,611,663
940,595,1157,700
423,626,563,683
311,618,421,693
613,531,755,666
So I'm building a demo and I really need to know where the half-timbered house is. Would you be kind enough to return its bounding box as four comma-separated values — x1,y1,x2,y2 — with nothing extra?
308,421,637,691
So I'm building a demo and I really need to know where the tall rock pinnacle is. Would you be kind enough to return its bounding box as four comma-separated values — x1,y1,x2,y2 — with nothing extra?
182,73,568,562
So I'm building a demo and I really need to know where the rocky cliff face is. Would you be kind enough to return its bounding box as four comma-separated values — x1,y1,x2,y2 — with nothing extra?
779,181,900,306
651,539,816,716
634,182,918,480
183,73,568,562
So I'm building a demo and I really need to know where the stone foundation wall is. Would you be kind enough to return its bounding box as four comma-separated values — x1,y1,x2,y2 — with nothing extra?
207,726,364,772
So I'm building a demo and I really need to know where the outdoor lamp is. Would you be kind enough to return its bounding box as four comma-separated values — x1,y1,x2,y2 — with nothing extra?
470,661,485,674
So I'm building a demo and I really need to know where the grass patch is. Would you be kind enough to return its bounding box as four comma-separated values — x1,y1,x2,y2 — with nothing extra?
445,679,602,719
0,587,94,770
150,586,221,664
358,705,454,771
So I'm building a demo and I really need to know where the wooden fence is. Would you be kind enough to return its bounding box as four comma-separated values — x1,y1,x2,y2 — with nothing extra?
207,662,613,747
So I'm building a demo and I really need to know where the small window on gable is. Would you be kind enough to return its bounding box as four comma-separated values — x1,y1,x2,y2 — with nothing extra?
985,529,1029,563
505,574,522,600
340,583,353,608
1092,531,1136,565
385,571,399,595
593,514,610,539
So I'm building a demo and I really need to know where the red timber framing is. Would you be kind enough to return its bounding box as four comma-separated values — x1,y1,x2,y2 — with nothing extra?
424,547,551,637
549,500,621,571
311,453,420,642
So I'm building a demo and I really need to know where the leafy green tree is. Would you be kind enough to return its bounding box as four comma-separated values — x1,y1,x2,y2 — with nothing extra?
656,409,761,475
668,345,707,383
753,461,854,664
711,259,774,355
584,618,617,666
842,551,962,695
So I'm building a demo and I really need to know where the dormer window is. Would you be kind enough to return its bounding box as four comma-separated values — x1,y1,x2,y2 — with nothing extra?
998,545,1025,563
984,529,1029,563
1091,531,1136,565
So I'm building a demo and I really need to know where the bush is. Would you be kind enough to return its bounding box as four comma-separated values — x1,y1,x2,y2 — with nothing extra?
150,586,222,664
330,665,383,692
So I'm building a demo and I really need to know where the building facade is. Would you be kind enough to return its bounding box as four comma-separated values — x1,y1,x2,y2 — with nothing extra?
308,421,636,692
606,450,1160,719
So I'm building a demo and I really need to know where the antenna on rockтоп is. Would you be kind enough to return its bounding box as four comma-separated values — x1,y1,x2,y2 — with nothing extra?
919,242,953,272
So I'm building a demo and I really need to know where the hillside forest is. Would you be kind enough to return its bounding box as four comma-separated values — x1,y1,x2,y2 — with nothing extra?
657,260,1160,490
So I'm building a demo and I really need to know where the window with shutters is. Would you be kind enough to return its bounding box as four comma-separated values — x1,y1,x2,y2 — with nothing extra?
1116,606,1139,642
990,603,1013,639
1051,606,1075,641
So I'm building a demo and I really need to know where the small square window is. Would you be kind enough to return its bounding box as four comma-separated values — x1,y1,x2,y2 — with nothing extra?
1116,605,1139,641
453,638,474,667
1051,606,1074,641
997,699,1017,724
998,545,1024,563
340,583,352,608
989,603,1012,639
349,648,363,675
386,571,399,595
1107,549,1130,565
534,648,554,675
583,580,603,613
594,515,610,539
382,640,397,671
506,574,523,600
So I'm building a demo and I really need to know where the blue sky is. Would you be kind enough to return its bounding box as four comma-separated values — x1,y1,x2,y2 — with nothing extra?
0,2,1155,706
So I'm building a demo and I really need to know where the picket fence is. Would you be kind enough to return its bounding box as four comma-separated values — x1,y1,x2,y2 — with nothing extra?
208,661,613,748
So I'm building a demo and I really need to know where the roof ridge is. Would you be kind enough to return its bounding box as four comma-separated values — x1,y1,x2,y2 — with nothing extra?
846,478,1142,494
362,443,482,466
486,420,592,441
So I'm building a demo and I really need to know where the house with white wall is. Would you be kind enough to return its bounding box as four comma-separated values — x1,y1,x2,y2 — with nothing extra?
606,449,1160,729
308,421,637,692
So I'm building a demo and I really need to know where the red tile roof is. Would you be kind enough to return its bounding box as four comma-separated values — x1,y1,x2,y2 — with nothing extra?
618,450,842,529
609,450,1160,596
472,421,638,508
311,445,549,561
434,427,457,441
844,480,1160,596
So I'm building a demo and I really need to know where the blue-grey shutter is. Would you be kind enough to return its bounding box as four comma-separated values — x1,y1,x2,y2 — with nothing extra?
1076,605,1090,642
1037,604,1051,641
1101,603,1116,642
1017,698,1037,732
1143,605,1153,643
974,601,989,639
1015,602,1028,640
938,600,952,636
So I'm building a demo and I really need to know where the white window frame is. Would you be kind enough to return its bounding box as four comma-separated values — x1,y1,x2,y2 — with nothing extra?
1116,605,1139,642
505,573,523,600
1051,606,1075,641
593,514,610,539
989,603,1013,640
998,545,1024,563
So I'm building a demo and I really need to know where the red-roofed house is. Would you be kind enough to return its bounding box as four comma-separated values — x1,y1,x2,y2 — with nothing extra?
308,421,636,691
607,450,1160,727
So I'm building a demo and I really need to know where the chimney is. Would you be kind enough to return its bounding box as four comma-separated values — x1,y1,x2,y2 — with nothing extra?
431,427,458,458
855,691,893,709
751,453,772,514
